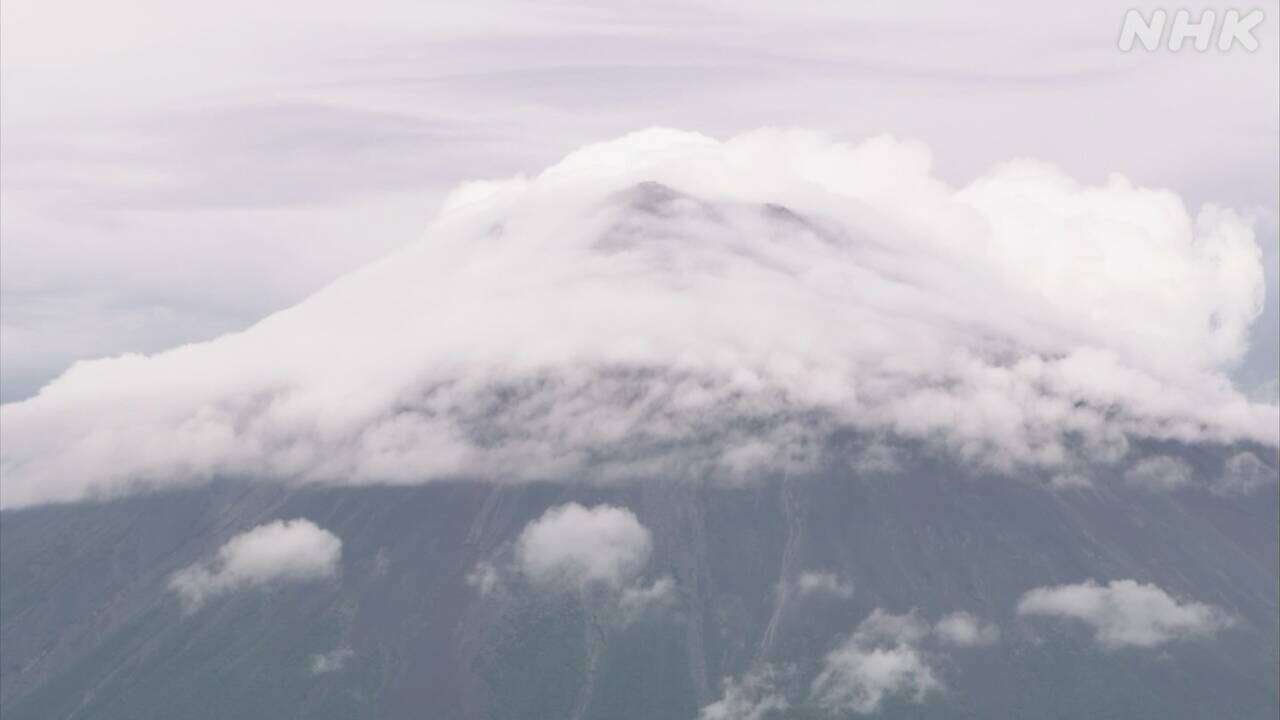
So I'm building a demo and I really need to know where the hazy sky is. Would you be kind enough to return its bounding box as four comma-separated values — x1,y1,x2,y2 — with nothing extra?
2,0,1277,402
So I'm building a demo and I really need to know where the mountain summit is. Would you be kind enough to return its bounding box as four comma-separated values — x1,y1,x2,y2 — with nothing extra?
1,129,1277,719
1,129,1274,507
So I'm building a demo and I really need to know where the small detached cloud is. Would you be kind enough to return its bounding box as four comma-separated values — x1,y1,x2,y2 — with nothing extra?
933,611,1001,647
309,647,354,674
810,609,941,715
704,607,997,717
618,576,677,623
465,561,503,597
169,518,341,611
501,503,676,625
1017,579,1233,649
515,503,652,593
699,664,792,720
1213,451,1279,495
1123,456,1194,492
794,571,854,600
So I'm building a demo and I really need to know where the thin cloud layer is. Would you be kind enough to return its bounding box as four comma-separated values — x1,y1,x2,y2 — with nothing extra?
1123,455,1194,492
465,561,503,597
2,128,1276,507
1214,451,1280,495
309,647,354,674
1017,579,1233,649
169,518,342,611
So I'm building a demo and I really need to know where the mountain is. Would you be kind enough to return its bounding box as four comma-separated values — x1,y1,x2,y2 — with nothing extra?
1,129,1277,718
2,440,1277,718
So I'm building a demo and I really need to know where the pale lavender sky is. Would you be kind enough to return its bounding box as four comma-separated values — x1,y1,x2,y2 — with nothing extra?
2,0,1277,402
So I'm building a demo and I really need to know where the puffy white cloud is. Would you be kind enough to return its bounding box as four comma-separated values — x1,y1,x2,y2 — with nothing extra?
512,504,674,625
5,1,1277,414
810,609,942,715
515,503,652,594
1017,579,1233,649
699,664,791,720
2,129,1276,507
794,571,854,600
169,518,342,611
933,611,1000,647
1123,456,1194,491
308,647,354,674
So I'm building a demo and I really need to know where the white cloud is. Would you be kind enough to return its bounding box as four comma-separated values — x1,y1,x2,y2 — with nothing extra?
933,611,1000,647
3,1,1276,426
850,608,932,646
169,518,341,611
794,571,854,600
1017,579,1233,649
465,561,503,597
2,129,1276,508
1123,456,1194,491
810,609,942,715
308,647,354,674
699,664,790,720
618,575,677,622
513,504,674,625
1213,451,1279,495
708,608,998,716
515,503,652,594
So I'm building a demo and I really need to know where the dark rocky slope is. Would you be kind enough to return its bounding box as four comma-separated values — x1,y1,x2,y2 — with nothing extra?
2,444,1276,719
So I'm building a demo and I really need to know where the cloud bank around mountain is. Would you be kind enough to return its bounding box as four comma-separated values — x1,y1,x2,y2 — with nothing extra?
1017,579,1233,649
169,518,342,610
2,128,1276,507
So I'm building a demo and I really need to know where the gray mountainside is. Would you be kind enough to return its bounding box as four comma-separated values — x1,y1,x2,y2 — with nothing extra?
2,440,1276,719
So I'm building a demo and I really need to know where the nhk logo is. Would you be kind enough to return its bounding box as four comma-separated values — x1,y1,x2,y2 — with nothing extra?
1119,8,1264,51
